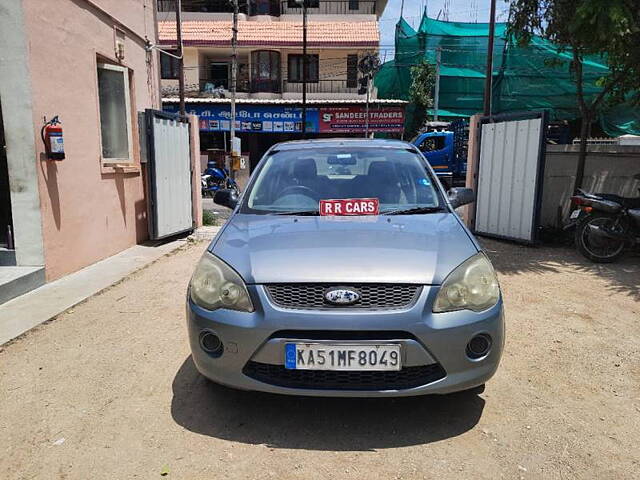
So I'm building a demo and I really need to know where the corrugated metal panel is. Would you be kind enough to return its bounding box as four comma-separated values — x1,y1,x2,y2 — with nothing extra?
475,117,543,243
150,114,193,239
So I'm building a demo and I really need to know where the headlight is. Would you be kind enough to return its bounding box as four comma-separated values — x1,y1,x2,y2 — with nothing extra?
190,251,254,312
433,252,500,313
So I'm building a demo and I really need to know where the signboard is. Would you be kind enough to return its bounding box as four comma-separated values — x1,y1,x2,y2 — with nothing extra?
164,104,313,133
318,106,405,133
163,104,404,134
319,198,380,216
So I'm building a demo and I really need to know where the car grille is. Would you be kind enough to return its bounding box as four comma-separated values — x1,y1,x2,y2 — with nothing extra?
243,361,446,391
268,330,418,341
265,284,421,310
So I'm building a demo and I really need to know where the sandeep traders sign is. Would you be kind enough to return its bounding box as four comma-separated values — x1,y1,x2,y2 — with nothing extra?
318,106,405,133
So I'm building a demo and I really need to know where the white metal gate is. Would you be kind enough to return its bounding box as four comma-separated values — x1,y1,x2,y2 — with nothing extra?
474,112,547,244
146,110,193,240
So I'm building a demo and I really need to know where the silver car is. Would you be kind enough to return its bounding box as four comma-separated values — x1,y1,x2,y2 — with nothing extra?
187,139,504,397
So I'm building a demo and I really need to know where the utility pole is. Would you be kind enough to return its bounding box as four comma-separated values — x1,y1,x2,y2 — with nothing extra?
176,0,185,116
434,47,441,121
230,0,239,173
365,73,371,138
300,0,308,136
359,53,380,138
483,0,497,116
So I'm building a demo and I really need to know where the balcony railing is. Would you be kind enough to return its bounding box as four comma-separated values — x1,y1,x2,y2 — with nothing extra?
162,78,363,96
157,0,376,15
283,79,361,94
280,0,376,15
157,0,247,13
250,79,282,94
200,79,250,93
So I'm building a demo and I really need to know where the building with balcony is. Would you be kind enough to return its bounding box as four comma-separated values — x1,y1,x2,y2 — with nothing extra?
157,0,406,170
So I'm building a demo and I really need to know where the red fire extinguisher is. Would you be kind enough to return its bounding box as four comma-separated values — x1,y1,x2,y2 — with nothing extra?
41,116,65,160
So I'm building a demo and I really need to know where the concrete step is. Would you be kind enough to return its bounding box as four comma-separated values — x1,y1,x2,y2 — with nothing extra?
0,266,45,304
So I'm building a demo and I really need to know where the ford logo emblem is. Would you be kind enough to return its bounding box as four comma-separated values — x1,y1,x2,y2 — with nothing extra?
324,287,361,306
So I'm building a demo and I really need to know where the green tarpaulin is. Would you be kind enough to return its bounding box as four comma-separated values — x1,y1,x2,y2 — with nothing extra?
375,12,639,136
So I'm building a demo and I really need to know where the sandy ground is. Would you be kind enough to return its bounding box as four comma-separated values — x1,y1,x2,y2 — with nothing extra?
202,197,231,225
1,239,639,479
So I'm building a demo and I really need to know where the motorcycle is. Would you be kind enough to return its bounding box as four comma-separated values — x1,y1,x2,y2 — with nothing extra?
201,165,239,198
569,173,640,263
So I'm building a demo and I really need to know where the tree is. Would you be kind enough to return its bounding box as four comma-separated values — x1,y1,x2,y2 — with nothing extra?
405,60,435,139
508,0,640,193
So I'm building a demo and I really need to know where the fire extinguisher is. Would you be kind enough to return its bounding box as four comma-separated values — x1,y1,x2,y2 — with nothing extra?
41,116,65,160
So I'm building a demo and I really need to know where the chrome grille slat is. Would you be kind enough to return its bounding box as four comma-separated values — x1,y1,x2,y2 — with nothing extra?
265,284,421,310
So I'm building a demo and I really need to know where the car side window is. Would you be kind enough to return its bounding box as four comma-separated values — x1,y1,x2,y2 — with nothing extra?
419,136,446,152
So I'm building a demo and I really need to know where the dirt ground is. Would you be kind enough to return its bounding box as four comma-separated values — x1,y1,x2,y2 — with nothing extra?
1,238,639,479
202,197,232,225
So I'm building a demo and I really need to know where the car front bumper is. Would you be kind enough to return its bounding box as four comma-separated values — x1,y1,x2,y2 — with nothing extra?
186,285,504,397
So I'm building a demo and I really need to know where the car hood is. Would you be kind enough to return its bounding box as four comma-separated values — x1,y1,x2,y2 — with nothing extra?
210,213,478,285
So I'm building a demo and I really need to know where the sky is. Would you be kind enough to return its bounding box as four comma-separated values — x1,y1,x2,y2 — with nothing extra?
378,0,512,60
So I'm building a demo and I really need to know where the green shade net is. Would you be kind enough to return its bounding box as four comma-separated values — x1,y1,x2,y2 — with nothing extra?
375,12,639,136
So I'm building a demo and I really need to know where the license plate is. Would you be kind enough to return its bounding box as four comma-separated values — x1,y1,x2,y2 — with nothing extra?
285,343,401,371
570,208,581,219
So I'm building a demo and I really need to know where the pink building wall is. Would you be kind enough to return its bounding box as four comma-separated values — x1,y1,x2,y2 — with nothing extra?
22,0,161,281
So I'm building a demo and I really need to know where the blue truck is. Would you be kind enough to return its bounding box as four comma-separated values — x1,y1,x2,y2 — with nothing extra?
412,120,468,189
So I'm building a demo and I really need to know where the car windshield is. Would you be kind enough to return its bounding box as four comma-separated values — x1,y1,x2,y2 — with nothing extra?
242,146,443,214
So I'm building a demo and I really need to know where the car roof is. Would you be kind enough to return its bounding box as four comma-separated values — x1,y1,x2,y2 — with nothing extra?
272,138,414,151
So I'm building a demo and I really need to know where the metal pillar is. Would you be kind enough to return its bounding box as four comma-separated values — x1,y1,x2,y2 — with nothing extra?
434,47,441,121
483,0,497,116
176,0,185,116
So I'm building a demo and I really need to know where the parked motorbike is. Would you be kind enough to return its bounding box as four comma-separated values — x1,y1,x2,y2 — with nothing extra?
201,165,239,198
201,174,213,196
569,174,640,263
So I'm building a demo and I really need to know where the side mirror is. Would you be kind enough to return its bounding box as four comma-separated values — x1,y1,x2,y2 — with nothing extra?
214,189,239,209
448,187,475,209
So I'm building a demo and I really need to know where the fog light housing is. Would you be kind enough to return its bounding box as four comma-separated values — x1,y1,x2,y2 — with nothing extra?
200,330,224,357
466,334,492,359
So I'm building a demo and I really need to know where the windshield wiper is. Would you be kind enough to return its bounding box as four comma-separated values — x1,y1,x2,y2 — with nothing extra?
382,206,445,216
271,206,443,216
271,210,320,216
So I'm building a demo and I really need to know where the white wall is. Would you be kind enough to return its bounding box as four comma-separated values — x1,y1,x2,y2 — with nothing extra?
541,145,640,228
0,0,45,266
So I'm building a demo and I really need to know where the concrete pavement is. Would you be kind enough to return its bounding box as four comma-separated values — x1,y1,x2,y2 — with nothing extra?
0,238,191,346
